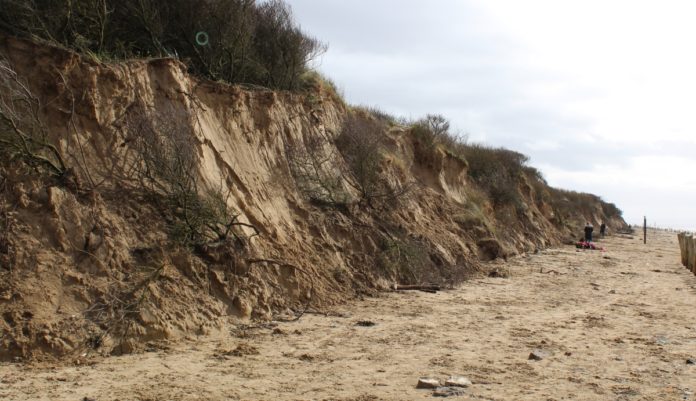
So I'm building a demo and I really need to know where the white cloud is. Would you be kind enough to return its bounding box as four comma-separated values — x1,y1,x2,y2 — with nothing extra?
286,0,696,229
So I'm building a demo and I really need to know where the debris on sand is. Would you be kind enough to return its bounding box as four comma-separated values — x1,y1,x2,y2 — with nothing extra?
416,377,441,389
528,350,549,361
417,376,471,397
444,376,472,388
433,386,467,397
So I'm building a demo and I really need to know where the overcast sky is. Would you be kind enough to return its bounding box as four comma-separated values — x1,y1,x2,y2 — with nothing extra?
285,0,696,230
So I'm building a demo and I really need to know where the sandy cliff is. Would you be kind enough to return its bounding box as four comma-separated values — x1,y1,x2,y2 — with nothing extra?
0,36,625,360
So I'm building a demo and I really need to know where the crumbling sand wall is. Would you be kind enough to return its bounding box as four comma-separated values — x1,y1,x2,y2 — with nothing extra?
0,36,627,361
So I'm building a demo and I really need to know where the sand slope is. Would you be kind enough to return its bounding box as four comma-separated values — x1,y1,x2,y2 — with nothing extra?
2,229,695,401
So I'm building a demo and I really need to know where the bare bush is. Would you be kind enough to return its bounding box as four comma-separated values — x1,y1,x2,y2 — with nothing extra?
286,134,350,207
0,0,326,90
601,201,622,220
377,235,431,284
124,103,257,247
253,0,326,89
411,114,467,151
83,263,164,354
546,188,622,228
376,231,471,287
461,143,528,207
336,114,411,208
0,57,67,178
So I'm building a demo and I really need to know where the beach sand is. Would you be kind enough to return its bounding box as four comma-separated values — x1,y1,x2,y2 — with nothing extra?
2,229,695,400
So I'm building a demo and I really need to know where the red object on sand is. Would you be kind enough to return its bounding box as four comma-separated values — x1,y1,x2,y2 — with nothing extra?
575,241,604,250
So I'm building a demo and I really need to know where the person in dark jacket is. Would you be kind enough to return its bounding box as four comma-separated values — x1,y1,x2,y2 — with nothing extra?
600,222,607,238
584,222,594,242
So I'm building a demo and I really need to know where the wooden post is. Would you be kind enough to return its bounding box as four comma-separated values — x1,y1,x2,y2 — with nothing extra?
643,216,647,244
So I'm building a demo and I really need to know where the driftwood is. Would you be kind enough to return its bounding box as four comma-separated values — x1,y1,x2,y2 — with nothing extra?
394,284,441,293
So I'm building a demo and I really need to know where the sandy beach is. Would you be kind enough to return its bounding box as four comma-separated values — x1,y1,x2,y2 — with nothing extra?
2,229,695,401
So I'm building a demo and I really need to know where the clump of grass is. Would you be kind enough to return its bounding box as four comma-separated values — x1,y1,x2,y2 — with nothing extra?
351,105,398,125
300,70,345,106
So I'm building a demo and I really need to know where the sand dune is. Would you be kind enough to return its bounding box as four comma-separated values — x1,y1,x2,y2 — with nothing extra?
2,229,694,401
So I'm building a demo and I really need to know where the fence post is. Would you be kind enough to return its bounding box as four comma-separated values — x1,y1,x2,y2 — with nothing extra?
643,216,647,244
678,233,696,275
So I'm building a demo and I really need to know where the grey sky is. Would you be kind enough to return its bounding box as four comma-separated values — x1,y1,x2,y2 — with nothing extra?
286,0,696,230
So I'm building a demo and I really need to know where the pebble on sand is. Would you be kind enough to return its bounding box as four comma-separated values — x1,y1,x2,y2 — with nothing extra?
528,350,548,361
416,377,441,389
445,376,472,388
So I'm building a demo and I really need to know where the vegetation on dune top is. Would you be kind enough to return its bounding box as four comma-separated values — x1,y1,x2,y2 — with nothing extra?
0,0,325,90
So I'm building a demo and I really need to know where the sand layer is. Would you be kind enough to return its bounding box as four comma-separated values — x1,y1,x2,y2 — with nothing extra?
2,229,695,401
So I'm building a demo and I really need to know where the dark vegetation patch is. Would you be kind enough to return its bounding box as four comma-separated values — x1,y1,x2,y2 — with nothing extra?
0,0,325,90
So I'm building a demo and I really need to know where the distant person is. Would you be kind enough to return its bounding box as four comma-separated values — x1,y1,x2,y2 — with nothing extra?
600,222,607,238
584,222,594,242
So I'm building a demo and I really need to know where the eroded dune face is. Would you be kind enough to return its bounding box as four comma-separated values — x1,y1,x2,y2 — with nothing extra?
0,36,625,360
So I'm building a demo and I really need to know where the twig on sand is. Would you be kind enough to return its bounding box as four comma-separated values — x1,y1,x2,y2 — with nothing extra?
539,267,565,275
393,284,441,293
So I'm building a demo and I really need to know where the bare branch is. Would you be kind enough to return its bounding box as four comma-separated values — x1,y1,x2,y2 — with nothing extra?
0,58,67,178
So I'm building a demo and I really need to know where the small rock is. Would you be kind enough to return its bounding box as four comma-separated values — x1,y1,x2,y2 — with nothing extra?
433,386,467,397
609,290,616,294
416,377,441,389
356,320,376,327
655,336,670,346
445,376,472,388
687,358,696,365
528,350,548,361
564,351,572,356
